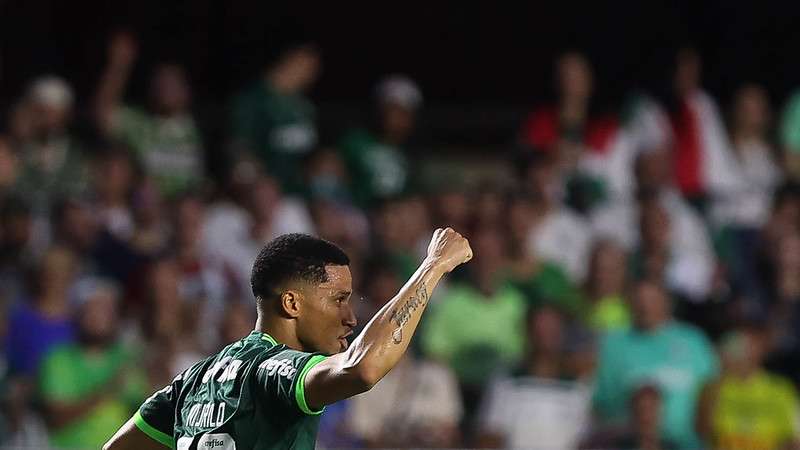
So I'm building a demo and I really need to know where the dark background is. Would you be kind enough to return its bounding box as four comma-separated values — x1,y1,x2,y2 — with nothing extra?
2,0,799,146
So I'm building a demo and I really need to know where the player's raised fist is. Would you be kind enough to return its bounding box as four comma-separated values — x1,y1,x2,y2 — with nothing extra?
426,227,473,273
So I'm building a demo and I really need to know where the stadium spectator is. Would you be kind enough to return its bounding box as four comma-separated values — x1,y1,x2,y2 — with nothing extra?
593,279,718,450
780,85,800,180
339,75,422,207
345,353,463,448
585,239,631,333
89,146,137,241
203,174,314,298
582,384,678,450
668,48,742,208
5,246,77,376
0,198,35,304
12,76,88,217
38,277,147,449
0,376,50,449
421,227,526,420
697,325,800,450
0,137,19,202
518,150,592,283
592,148,716,301
140,256,205,387
231,42,320,193
95,31,204,197
478,304,592,449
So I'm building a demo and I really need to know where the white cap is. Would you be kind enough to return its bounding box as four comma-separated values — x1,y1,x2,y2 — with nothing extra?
375,74,422,110
27,75,74,110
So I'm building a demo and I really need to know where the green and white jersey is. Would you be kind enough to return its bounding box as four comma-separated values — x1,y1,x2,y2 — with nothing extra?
133,331,327,450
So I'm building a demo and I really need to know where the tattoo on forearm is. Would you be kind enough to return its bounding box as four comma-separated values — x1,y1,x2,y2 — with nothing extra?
389,282,429,344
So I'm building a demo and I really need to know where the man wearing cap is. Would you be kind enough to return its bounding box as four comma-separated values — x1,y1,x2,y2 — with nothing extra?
339,74,422,207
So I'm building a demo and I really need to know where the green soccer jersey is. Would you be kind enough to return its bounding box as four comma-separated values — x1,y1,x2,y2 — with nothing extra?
133,331,327,450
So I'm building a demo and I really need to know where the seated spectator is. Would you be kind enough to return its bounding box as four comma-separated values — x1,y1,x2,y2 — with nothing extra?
39,277,147,449
667,48,741,207
12,76,88,217
478,305,593,449
50,196,99,267
585,239,631,333
519,51,622,212
697,325,799,450
0,198,35,304
518,150,592,283
339,75,422,207
592,148,716,301
203,173,314,298
95,31,204,197
5,246,77,376
345,353,463,448
0,136,19,203
421,227,526,416
582,384,678,450
90,145,137,241
140,256,205,387
372,195,432,280
712,84,781,229
593,279,718,449
231,41,320,194
779,83,800,180
0,376,50,449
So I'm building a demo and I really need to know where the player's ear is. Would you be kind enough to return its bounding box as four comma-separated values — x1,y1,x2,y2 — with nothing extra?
280,290,302,318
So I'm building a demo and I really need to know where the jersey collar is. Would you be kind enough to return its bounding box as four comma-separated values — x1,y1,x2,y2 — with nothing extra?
252,330,278,345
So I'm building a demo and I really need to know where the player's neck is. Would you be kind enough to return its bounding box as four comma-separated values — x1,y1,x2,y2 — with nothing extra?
254,314,306,351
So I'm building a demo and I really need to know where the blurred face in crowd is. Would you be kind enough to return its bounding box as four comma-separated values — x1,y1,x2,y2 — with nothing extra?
631,280,670,331
175,196,205,249
675,48,701,95
77,285,119,346
249,176,282,226
364,266,401,310
133,178,165,226
640,200,671,253
471,227,507,283
434,190,471,230
150,64,191,115
57,200,98,252
631,385,662,436
38,247,77,299
273,47,321,94
528,306,564,355
508,196,535,248
589,240,627,298
30,100,71,136
474,188,504,228
1,206,32,251
721,328,767,377
557,52,593,102
525,156,560,205
635,148,673,191
733,84,771,136
777,232,800,273
93,152,134,203
381,102,416,144
0,137,19,189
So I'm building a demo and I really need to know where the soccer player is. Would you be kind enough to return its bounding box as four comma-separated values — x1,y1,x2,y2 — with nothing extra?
104,228,472,450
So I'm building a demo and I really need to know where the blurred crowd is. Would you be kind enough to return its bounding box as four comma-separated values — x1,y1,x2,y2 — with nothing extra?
2,30,800,450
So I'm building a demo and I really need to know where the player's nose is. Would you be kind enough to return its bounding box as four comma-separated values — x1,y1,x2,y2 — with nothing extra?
343,304,357,328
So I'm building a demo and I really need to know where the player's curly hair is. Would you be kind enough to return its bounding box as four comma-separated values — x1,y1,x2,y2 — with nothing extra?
250,233,349,307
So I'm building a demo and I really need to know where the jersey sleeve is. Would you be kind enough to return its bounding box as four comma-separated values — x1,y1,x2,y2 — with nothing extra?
134,373,183,449
255,349,328,416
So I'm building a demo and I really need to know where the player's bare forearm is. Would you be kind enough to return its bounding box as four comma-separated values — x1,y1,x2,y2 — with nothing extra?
305,228,471,408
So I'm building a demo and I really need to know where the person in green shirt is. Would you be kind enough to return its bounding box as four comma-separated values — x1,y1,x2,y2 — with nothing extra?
422,227,527,387
231,42,320,194
339,75,422,207
697,326,800,450
95,31,204,197
593,279,719,450
105,229,472,450
584,239,631,333
39,277,147,449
